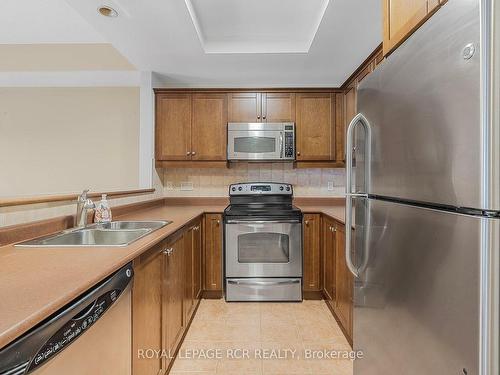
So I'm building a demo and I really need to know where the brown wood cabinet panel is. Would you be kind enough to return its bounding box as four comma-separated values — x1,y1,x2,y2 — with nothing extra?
156,93,192,161
262,92,296,122
191,93,228,160
163,234,185,363
193,219,202,300
132,246,164,375
184,218,202,325
333,223,353,341
322,216,336,306
228,92,262,122
344,84,357,132
303,213,322,292
296,93,335,161
204,214,223,291
383,0,443,56
334,92,346,163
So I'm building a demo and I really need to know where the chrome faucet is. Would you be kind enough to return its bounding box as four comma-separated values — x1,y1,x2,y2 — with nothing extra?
75,189,95,228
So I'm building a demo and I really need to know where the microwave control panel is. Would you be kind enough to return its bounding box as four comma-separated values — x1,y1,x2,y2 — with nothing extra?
284,128,295,159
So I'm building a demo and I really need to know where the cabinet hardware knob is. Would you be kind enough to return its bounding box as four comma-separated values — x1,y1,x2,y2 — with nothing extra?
186,151,190,155
192,151,196,155
216,220,220,225
297,151,301,156
263,116,266,120
305,220,309,226
257,116,261,120
162,248,173,256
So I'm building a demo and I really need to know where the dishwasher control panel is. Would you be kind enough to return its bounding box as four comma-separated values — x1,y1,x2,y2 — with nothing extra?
28,289,121,372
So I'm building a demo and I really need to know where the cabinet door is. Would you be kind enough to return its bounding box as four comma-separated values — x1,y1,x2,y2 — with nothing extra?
132,246,164,375
228,92,262,122
383,0,439,56
163,234,185,363
191,93,228,160
262,93,296,122
322,217,336,305
193,219,202,300
334,93,346,163
183,226,194,325
204,214,223,291
156,93,192,160
334,223,353,340
296,93,335,161
303,213,321,292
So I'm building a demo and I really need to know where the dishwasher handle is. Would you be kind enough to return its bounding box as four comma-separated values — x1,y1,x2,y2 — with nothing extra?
0,263,133,375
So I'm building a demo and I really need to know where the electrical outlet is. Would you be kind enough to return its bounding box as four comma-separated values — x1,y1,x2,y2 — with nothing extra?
180,182,194,191
166,181,174,191
327,181,334,191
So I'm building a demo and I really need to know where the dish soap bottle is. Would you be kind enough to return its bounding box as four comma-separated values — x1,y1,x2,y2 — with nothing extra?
94,194,112,223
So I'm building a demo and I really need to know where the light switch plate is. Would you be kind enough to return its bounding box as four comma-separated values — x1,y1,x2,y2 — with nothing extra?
180,182,194,191
327,181,334,191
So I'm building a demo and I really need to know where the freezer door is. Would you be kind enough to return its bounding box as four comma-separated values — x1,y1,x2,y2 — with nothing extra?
355,0,490,209
353,198,481,375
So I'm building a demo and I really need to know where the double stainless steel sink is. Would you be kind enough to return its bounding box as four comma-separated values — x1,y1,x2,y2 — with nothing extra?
16,221,171,247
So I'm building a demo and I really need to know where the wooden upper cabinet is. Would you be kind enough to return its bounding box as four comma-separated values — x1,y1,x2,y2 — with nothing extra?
156,93,191,160
191,93,228,160
228,92,295,123
296,93,335,161
303,213,322,292
262,93,296,122
228,92,261,122
383,0,445,56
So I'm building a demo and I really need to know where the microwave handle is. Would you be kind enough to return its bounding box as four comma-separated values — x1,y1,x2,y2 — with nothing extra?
279,132,284,158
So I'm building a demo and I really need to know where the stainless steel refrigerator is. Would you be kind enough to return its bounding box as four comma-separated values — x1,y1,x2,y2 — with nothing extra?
345,0,499,374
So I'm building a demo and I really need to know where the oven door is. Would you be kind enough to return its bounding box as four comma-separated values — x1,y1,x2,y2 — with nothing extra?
225,220,302,278
227,130,283,160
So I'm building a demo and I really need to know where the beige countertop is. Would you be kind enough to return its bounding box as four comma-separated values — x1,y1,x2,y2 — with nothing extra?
0,202,346,349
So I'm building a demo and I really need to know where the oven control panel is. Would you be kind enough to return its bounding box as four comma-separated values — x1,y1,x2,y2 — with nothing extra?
229,183,293,195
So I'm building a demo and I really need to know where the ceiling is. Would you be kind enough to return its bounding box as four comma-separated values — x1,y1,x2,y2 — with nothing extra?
0,0,104,44
184,0,330,54
3,0,382,87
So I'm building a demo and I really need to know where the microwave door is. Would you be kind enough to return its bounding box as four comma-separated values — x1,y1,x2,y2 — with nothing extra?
228,130,282,160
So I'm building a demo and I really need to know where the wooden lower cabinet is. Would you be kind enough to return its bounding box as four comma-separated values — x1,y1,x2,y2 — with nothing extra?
163,233,185,368
203,214,223,294
184,218,202,325
303,213,322,293
132,243,164,375
322,216,336,305
321,215,353,345
132,217,204,375
332,222,353,343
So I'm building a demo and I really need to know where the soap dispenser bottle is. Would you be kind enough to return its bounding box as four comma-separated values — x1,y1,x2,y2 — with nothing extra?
94,194,112,223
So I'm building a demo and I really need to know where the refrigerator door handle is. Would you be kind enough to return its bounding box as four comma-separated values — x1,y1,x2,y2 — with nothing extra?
345,113,372,278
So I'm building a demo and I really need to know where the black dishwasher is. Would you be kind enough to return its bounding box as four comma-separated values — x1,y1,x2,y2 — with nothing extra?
0,263,133,375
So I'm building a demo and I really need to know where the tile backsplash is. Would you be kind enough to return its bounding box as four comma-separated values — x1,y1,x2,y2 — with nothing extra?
162,164,345,197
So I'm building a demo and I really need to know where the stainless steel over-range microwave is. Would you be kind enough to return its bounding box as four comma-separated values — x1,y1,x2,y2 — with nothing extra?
227,122,295,161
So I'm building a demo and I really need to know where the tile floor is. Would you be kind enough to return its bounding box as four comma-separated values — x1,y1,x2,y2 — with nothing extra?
169,299,354,375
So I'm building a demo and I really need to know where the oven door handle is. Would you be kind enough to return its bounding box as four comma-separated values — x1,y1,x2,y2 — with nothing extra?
225,219,301,224
227,279,300,286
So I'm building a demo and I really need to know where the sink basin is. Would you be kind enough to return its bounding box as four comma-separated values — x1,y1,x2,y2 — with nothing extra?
16,220,171,247
88,220,171,231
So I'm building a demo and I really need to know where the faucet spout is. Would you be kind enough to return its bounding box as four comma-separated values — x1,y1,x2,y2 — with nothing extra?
75,190,95,228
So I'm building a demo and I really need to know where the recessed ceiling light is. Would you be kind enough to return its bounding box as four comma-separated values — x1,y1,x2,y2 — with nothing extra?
98,6,118,17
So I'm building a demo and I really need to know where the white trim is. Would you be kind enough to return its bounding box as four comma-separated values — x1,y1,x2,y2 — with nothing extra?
0,71,140,87
139,71,154,188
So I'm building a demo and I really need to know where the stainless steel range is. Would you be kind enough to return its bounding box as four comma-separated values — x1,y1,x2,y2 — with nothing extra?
224,182,303,302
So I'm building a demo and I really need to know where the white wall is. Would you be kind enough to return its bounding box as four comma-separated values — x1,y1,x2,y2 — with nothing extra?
0,87,141,197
